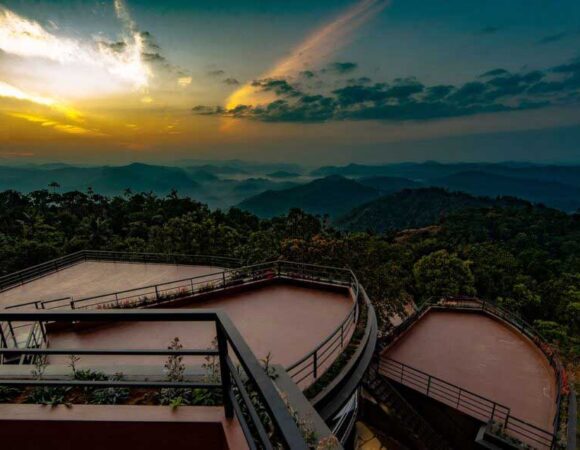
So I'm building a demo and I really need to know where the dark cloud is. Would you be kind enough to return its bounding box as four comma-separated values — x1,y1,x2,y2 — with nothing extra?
479,68,509,78
300,70,316,79
479,26,502,35
424,85,454,101
537,32,568,45
223,78,240,86
326,62,358,74
347,77,372,85
193,57,580,124
251,78,302,97
208,70,226,77
142,52,166,63
99,41,127,53
192,105,225,115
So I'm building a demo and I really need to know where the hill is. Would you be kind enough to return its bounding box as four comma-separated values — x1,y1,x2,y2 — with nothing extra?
237,175,380,218
357,176,423,194
430,171,580,212
335,188,531,232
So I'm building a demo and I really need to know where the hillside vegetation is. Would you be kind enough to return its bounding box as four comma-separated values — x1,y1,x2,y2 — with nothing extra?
336,188,530,232
0,188,577,362
238,175,380,218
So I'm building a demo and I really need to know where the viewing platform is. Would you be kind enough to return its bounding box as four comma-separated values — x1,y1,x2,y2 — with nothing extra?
0,252,378,449
377,297,565,449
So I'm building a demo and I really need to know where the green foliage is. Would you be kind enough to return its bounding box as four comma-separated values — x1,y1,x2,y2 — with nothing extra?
0,385,20,403
159,337,222,408
0,188,577,359
413,250,475,301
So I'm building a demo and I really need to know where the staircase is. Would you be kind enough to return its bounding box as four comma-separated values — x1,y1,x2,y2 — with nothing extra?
363,361,453,450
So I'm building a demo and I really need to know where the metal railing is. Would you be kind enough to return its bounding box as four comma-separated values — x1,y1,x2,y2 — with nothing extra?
3,260,363,391
381,357,556,449
284,262,361,387
379,296,565,449
0,309,309,450
0,250,241,293
435,296,566,435
381,358,510,424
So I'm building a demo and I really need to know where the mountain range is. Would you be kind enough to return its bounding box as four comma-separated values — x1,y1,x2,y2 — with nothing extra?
0,161,578,218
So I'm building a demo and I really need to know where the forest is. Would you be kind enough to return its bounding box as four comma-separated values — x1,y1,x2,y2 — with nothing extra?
0,188,578,362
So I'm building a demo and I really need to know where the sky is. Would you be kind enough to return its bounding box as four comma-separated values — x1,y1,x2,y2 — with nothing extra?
0,0,579,165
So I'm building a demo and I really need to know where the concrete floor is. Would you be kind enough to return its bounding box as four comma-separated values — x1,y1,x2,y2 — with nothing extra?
48,283,354,382
0,261,222,308
382,310,557,432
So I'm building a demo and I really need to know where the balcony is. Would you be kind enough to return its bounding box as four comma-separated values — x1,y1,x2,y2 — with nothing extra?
0,252,377,449
376,297,568,450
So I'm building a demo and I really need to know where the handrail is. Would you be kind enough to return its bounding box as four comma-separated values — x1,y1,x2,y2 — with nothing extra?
381,357,511,423
381,357,556,449
0,309,309,450
4,260,362,391
380,297,564,449
436,296,567,435
0,250,241,293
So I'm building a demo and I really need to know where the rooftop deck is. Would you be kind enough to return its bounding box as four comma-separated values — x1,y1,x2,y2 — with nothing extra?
0,260,221,308
47,282,354,376
382,309,557,432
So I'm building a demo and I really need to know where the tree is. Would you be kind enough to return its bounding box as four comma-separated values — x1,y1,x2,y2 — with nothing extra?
413,250,475,301
48,181,60,193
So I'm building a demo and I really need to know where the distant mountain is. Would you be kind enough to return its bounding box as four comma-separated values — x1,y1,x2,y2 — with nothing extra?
237,175,380,218
0,163,199,196
311,162,580,212
336,188,531,232
430,171,580,212
267,170,300,178
358,176,423,194
90,163,199,195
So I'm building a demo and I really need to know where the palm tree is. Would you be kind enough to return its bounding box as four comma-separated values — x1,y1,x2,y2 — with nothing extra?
48,181,60,193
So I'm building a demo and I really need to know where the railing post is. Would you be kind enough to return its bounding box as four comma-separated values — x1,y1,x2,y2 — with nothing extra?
155,285,160,300
222,271,226,288
313,351,318,379
400,364,404,382
426,376,431,396
491,402,496,421
0,323,7,348
8,321,18,347
216,321,234,418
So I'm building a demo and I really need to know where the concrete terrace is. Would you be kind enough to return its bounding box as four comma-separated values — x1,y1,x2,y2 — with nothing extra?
48,283,354,377
381,309,558,433
0,260,222,308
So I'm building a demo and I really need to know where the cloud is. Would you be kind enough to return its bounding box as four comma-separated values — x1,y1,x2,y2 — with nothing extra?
326,61,358,74
0,80,55,106
226,0,390,109
251,78,302,97
479,68,509,78
300,70,316,79
193,57,580,124
177,76,192,87
6,112,103,136
224,78,240,86
0,3,156,90
208,70,225,77
536,32,568,45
